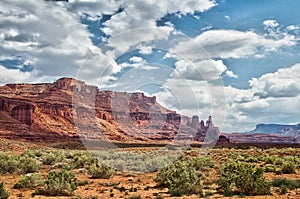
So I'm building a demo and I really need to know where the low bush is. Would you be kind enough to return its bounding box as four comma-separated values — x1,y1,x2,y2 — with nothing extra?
34,169,77,196
274,158,284,166
245,156,259,163
0,154,19,174
155,160,202,196
187,157,215,172
0,154,40,174
14,173,43,189
18,156,41,174
264,165,276,173
71,152,98,169
0,182,10,199
88,164,115,179
41,150,65,165
217,160,270,196
20,150,37,158
272,178,300,190
281,161,296,174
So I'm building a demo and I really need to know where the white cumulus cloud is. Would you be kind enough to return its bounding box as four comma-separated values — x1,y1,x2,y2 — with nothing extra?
195,30,296,58
171,59,237,81
263,19,279,28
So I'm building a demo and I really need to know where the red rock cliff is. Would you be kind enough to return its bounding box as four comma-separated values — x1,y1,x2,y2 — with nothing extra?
0,78,214,143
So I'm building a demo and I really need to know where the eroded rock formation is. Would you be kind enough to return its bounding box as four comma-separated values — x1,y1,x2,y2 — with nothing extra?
0,77,217,144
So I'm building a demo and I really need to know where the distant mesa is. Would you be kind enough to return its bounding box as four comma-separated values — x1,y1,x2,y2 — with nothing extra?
226,122,300,145
249,123,300,135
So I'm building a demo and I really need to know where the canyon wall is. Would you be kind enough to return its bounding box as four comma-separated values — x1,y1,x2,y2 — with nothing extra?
0,77,217,143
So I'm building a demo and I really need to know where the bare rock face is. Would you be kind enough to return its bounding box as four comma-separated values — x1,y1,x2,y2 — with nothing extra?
0,77,217,144
53,77,98,94
191,115,199,129
11,103,35,125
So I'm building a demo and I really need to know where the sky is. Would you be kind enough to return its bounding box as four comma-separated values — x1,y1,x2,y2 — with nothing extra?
0,0,300,133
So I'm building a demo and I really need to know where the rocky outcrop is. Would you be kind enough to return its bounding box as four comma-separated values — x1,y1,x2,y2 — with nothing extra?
53,77,98,94
191,115,199,129
187,115,220,142
217,135,230,144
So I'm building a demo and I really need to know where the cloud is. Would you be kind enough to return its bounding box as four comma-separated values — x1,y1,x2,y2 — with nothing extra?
138,46,153,54
172,29,296,59
155,77,227,131
250,63,300,98
104,26,174,59
156,78,214,110
224,94,300,133
68,0,122,15
263,19,279,28
0,65,54,85
222,63,300,132
225,70,238,78
233,100,270,113
0,0,97,81
201,25,213,31
129,56,145,63
119,57,158,71
171,59,237,81
70,0,217,85
102,0,217,36
0,0,218,86
0,65,32,84
287,25,300,31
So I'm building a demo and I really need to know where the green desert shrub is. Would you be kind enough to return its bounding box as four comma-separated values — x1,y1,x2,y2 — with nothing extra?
217,159,270,196
20,150,37,158
20,150,43,158
0,182,9,199
295,156,300,167
0,154,40,174
264,164,276,173
274,158,284,166
0,154,19,174
280,161,296,174
187,157,215,172
13,173,43,189
71,152,98,169
272,178,300,190
155,160,202,196
41,150,66,165
261,155,278,165
18,156,41,174
88,163,115,179
245,156,259,163
34,169,77,196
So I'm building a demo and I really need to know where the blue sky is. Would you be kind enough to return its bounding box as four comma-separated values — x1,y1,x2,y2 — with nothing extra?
0,0,299,132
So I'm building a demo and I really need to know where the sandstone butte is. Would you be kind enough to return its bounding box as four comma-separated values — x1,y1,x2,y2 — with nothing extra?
0,77,226,146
